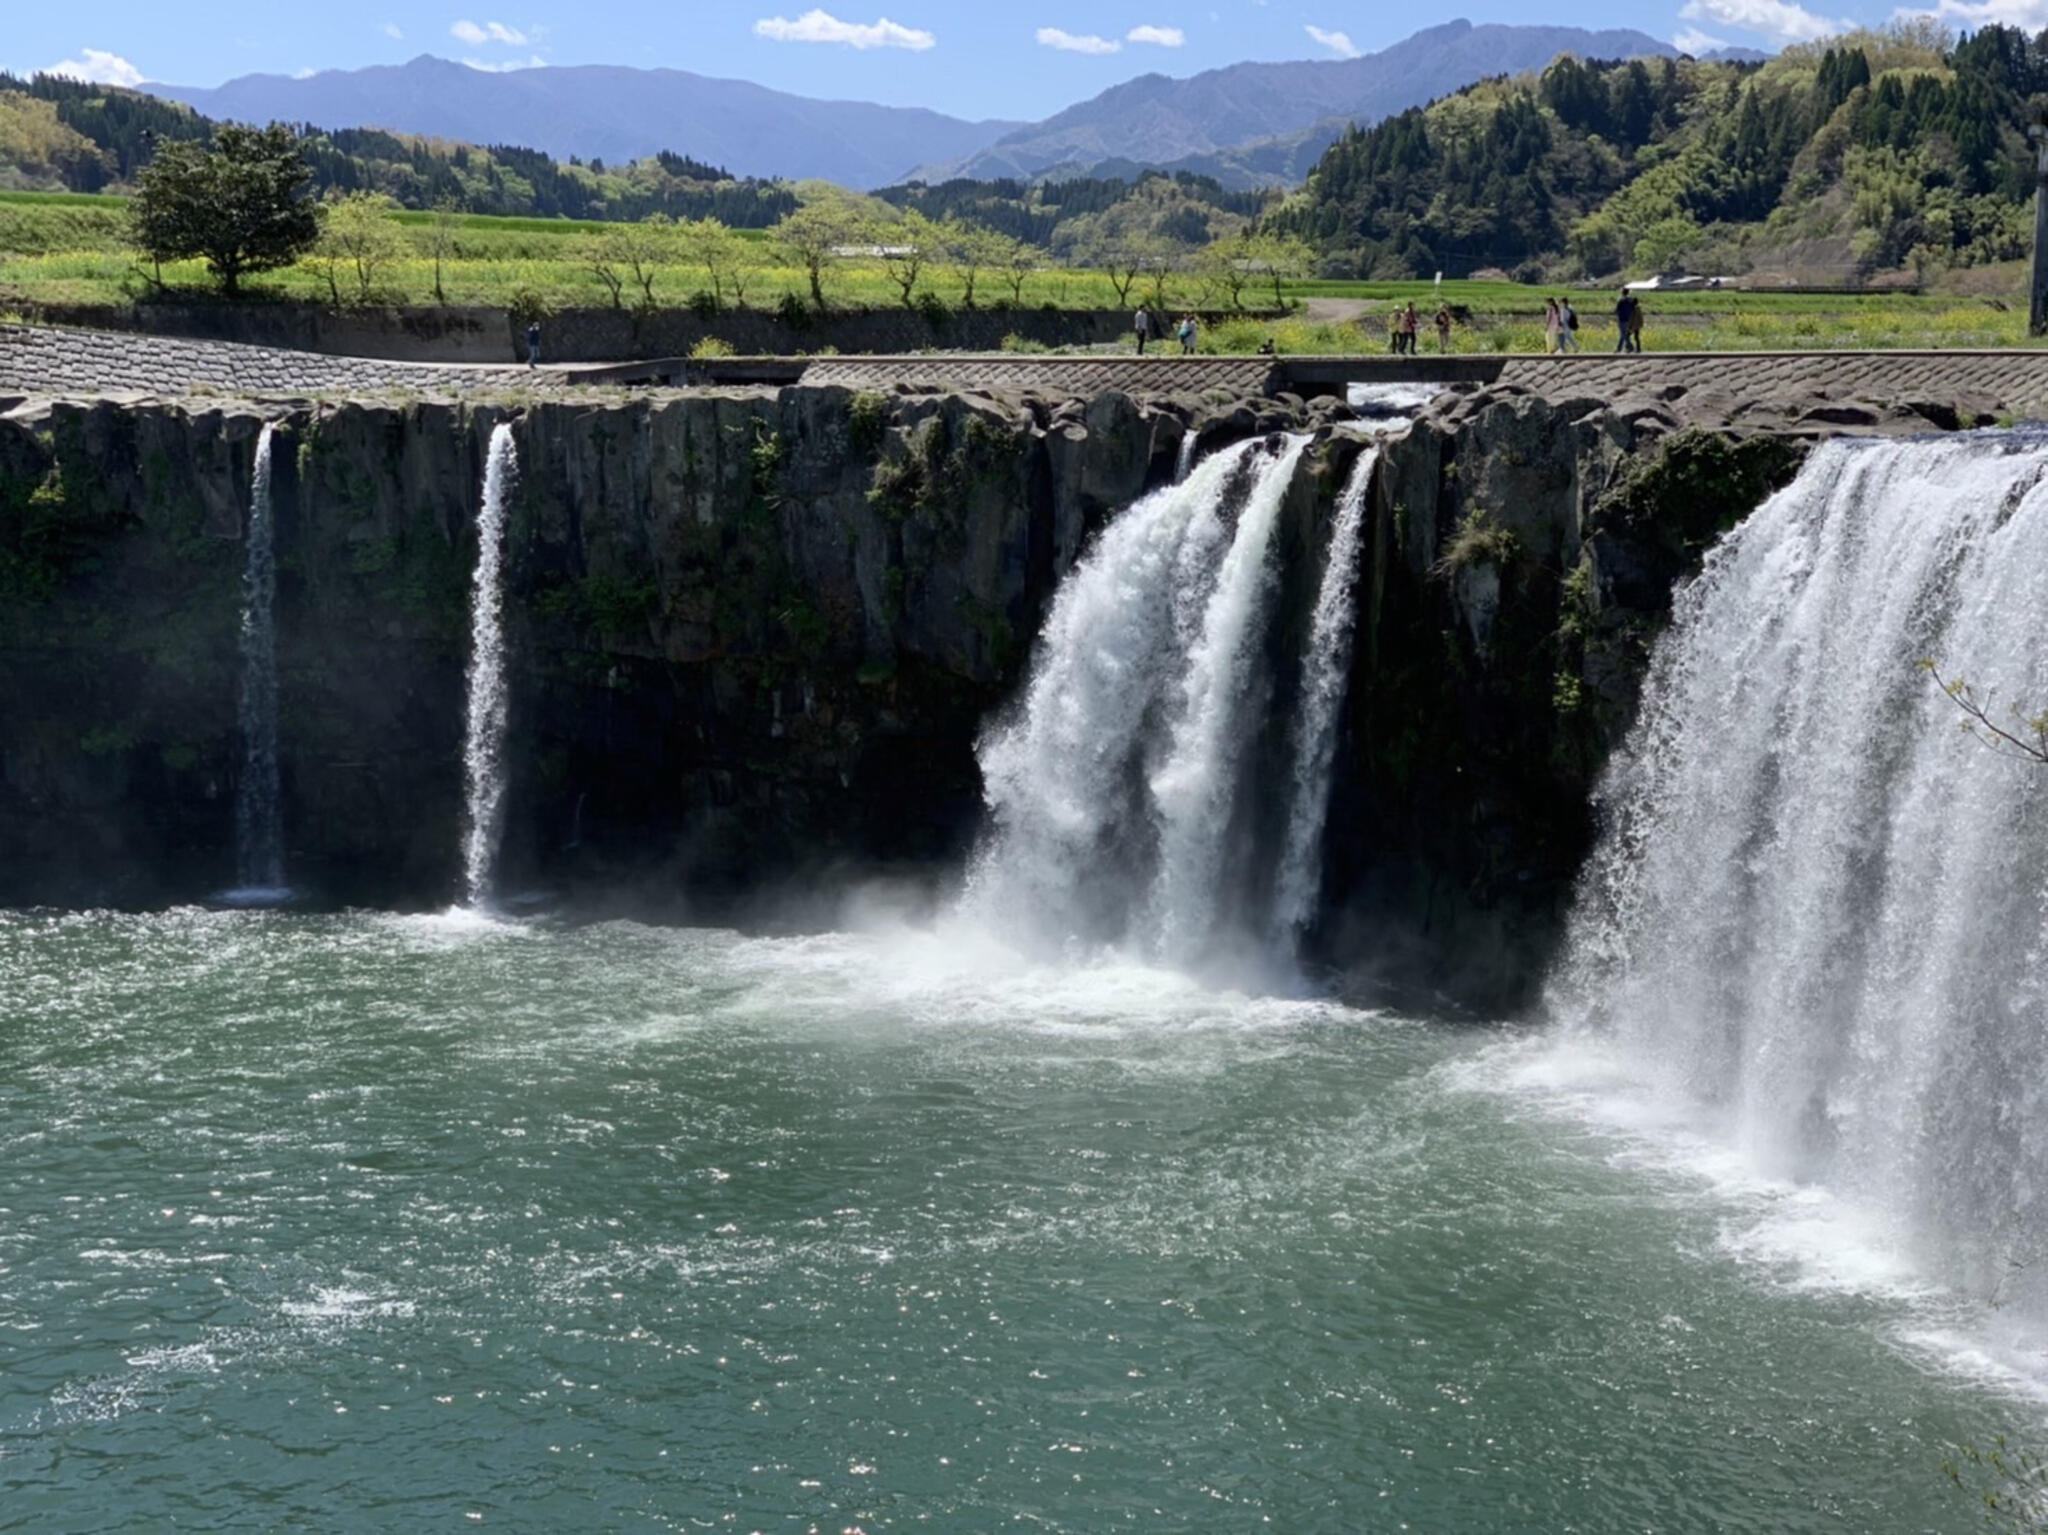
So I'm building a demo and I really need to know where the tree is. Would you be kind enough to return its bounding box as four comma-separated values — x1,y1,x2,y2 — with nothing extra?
615,214,676,309
427,197,463,305
998,235,1035,305
580,230,626,308
1244,231,1312,310
1141,243,1180,311
679,217,761,309
310,191,406,306
1196,233,1256,311
773,197,873,309
941,218,1003,306
880,209,940,307
1099,247,1145,306
128,122,319,295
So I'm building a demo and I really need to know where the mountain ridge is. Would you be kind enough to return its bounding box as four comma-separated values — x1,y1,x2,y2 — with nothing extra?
144,22,1690,193
909,21,1682,186
147,55,1023,190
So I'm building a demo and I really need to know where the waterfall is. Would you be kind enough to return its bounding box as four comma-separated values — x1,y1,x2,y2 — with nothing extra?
1174,432,1198,484
1549,433,2048,1311
966,434,1314,962
1147,434,1312,958
1271,445,1377,950
231,424,285,898
459,423,517,910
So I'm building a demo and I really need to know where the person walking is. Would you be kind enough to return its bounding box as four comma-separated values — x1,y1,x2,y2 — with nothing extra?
1543,297,1560,355
1179,314,1198,354
1559,297,1580,352
526,320,542,367
1628,297,1646,353
1403,302,1421,355
1435,303,1453,354
1614,288,1636,354
1134,306,1152,355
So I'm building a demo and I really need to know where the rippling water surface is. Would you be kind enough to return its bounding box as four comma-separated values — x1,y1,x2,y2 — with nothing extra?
0,910,2024,1530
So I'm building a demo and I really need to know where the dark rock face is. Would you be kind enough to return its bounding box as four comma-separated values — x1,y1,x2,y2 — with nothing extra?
0,387,1201,913
1309,393,1810,1009
0,381,1826,1007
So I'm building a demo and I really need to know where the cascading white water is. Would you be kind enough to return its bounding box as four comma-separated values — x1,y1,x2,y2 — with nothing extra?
1549,433,2048,1312
1173,432,1198,484
459,423,518,910
1270,445,1378,950
1147,434,1311,958
231,424,285,897
966,435,1314,961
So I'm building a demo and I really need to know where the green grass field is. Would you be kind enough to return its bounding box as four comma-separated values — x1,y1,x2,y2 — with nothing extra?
0,190,2034,353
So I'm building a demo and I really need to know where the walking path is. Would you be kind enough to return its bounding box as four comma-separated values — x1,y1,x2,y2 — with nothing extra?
0,324,550,398
7,324,2048,418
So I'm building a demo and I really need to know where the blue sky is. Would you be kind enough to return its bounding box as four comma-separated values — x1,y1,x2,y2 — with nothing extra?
8,0,2010,124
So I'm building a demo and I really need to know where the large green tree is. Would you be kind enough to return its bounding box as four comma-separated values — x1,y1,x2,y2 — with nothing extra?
129,123,319,294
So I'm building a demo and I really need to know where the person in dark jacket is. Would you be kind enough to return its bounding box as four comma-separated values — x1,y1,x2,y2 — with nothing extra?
526,321,542,367
1614,289,1636,353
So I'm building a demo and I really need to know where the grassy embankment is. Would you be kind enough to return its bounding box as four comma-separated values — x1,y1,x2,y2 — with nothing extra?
0,191,2032,353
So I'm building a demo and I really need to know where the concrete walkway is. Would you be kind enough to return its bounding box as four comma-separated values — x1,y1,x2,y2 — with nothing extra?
8,324,2048,417
0,324,558,398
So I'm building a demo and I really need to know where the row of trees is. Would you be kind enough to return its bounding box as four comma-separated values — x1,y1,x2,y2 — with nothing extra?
128,126,1314,312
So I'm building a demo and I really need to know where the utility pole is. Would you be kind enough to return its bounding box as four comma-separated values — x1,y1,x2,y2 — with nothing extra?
2032,122,2048,336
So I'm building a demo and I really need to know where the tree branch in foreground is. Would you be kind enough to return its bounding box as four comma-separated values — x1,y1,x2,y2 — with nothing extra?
1922,661,2048,766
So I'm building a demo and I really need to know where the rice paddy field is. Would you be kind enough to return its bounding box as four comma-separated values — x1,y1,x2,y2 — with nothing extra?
0,191,2035,353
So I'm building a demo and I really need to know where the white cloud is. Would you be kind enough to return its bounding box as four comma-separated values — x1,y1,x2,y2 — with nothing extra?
1900,0,2048,23
461,54,549,70
1304,24,1360,58
382,22,405,39
753,10,937,49
1673,25,1732,50
450,20,530,46
1038,26,1121,53
294,66,317,78
43,48,145,86
1127,24,1186,46
1679,0,1848,44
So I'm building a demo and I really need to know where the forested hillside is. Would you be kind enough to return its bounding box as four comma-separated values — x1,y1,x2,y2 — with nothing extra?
1273,23,2048,282
0,73,798,226
875,172,1275,260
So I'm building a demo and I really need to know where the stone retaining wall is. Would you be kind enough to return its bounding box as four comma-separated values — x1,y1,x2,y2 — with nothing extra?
21,300,1149,364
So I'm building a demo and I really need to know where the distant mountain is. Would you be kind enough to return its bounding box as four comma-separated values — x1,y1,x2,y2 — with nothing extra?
146,56,1022,190
910,20,1680,187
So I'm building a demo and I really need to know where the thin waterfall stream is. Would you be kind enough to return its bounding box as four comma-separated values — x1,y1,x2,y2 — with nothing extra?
227,423,285,902
459,423,517,910
1271,444,1378,950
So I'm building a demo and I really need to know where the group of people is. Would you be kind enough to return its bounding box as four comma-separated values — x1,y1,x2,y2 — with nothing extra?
1613,288,1646,352
1387,302,1456,355
1540,291,1643,354
1542,297,1579,354
1133,308,1201,355
1136,291,1641,360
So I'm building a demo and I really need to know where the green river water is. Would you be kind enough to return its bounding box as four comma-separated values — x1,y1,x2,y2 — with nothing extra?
0,908,2029,1531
